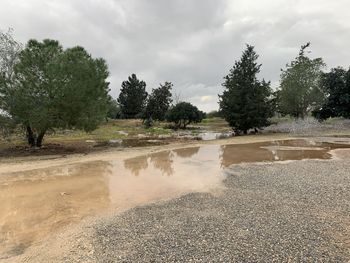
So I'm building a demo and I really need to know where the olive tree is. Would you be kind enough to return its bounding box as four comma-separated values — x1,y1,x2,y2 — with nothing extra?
165,102,204,129
278,43,325,119
313,67,350,120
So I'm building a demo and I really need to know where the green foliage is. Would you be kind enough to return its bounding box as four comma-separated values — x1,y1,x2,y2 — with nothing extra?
0,114,16,138
206,110,222,118
0,38,110,147
118,74,148,119
106,96,121,119
165,102,204,129
143,81,173,122
219,45,274,134
313,67,350,120
278,43,326,119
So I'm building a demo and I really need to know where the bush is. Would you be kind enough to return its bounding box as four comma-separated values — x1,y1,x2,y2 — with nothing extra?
165,102,204,129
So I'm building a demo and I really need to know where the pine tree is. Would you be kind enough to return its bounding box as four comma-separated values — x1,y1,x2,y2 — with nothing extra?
118,74,148,118
219,45,273,134
143,81,173,121
0,38,110,147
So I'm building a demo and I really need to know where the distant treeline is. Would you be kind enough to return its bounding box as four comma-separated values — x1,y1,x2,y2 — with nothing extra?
1,29,349,146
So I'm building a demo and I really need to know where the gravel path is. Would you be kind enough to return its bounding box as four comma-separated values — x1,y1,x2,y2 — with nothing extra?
85,159,350,262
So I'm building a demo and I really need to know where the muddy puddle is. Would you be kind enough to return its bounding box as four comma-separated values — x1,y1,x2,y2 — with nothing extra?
0,138,349,258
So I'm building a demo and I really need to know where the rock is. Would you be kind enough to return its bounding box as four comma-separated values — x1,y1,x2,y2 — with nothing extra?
108,139,123,145
116,131,128,136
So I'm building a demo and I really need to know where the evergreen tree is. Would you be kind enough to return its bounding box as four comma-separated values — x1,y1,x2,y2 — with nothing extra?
143,81,173,121
278,43,325,118
118,74,148,118
106,95,121,119
313,67,350,120
0,38,110,147
219,45,273,134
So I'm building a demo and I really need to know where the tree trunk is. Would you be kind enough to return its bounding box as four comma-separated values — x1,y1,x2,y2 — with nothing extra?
26,126,36,147
36,130,46,147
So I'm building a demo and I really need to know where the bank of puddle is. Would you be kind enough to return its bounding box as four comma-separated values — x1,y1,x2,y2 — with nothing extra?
1,139,350,258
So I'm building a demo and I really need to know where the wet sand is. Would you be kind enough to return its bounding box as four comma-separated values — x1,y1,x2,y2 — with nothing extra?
1,136,350,261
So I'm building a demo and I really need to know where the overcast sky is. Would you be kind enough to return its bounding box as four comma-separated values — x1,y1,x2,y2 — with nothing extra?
1,0,349,112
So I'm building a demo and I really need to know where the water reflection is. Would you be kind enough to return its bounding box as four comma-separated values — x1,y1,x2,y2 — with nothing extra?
1,139,349,258
218,140,343,167
123,155,148,176
149,151,174,176
173,147,200,158
123,147,201,177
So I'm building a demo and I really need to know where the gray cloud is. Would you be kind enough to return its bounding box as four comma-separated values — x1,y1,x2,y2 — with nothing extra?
1,0,349,112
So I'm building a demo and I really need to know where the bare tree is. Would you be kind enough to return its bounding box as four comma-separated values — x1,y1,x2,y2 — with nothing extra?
172,91,183,105
0,28,22,80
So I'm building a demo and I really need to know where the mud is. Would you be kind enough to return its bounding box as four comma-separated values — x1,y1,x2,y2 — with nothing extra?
0,138,171,159
1,138,350,259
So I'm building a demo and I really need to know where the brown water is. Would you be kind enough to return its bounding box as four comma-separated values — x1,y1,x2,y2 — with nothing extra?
0,139,349,258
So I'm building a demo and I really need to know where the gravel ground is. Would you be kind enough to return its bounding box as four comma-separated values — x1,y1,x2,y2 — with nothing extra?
264,117,350,136
14,157,350,263
81,159,350,263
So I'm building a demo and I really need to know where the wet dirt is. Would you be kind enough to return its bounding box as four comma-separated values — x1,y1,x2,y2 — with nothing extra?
1,138,350,259
0,138,171,159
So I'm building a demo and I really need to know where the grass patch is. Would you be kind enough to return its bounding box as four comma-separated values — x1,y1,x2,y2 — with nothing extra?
144,127,172,135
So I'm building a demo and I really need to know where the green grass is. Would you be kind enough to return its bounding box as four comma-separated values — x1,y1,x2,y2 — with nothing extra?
200,117,226,124
144,127,172,135
0,118,232,148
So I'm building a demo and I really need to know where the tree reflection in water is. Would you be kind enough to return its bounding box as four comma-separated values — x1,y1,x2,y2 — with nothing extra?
123,155,148,176
149,151,174,176
173,147,200,158
123,147,201,177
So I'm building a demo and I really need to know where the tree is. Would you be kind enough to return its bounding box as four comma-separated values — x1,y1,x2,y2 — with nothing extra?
0,29,22,137
206,110,222,118
143,81,173,121
278,43,325,119
165,102,204,129
0,38,110,147
0,29,22,81
0,114,16,138
118,74,148,118
312,67,350,120
106,96,121,119
219,45,273,134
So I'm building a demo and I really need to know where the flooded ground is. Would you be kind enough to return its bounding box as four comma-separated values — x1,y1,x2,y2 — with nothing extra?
1,138,350,259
